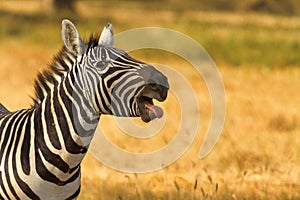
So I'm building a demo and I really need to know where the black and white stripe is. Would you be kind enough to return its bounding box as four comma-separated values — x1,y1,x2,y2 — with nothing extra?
0,19,168,199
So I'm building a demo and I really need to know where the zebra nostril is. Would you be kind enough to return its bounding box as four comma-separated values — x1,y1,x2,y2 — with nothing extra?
149,72,169,90
159,85,168,101
138,65,169,101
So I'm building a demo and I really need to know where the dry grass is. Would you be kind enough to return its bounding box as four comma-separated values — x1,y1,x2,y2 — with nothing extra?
0,2,299,199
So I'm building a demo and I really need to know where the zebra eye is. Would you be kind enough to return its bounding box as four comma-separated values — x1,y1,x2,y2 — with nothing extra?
95,61,108,70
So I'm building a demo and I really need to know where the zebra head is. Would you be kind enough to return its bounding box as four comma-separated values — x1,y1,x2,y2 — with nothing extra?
61,19,169,122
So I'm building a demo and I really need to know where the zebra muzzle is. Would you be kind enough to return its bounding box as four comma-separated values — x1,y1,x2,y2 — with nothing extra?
137,66,169,122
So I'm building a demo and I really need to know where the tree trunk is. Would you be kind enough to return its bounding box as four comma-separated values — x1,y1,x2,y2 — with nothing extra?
43,0,76,14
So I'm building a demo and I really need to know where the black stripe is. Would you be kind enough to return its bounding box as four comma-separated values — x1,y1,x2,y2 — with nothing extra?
21,111,32,175
45,93,62,150
97,81,111,114
102,78,111,106
111,95,125,116
106,70,128,88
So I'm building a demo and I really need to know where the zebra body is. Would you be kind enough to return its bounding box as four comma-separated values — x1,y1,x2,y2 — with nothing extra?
0,20,168,199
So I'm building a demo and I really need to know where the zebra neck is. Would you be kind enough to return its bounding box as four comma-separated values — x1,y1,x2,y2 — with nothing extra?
57,67,100,146
33,70,100,169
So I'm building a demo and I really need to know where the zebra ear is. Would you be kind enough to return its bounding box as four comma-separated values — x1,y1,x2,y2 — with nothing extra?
98,23,114,47
61,19,86,55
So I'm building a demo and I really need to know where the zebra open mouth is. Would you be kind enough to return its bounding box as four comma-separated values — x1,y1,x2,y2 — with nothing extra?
136,82,168,123
137,96,164,122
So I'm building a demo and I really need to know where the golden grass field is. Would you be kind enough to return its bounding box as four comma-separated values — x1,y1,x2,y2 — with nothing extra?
0,1,300,199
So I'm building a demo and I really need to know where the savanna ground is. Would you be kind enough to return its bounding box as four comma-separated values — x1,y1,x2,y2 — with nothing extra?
0,1,299,199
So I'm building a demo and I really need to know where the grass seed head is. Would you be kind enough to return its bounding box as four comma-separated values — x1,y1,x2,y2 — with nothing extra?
174,180,180,191
194,179,198,190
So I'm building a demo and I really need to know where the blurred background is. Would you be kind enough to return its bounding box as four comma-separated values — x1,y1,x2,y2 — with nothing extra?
0,0,299,199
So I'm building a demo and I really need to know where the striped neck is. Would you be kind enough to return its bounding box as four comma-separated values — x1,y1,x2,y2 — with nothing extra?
32,47,101,169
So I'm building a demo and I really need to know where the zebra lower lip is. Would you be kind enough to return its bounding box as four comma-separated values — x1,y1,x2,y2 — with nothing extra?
137,96,163,122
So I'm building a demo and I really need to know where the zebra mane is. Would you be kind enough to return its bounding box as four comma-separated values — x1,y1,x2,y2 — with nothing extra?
32,33,101,107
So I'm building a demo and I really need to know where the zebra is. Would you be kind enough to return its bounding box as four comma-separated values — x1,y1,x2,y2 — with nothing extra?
0,19,168,199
